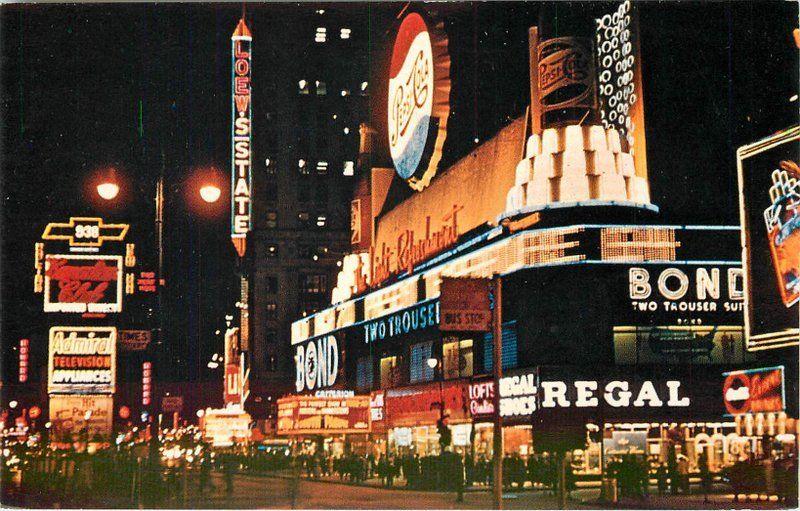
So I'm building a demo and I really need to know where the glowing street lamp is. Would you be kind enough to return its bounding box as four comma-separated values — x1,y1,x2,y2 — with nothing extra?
96,181,120,201
199,184,222,204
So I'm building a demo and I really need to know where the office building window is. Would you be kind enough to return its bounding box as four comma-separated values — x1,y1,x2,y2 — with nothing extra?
315,81,327,96
264,158,276,175
340,28,351,39
298,159,309,175
343,161,355,176
316,214,327,228
315,27,326,43
264,210,277,229
483,321,518,372
265,301,278,321
356,355,373,392
298,211,310,226
265,276,278,294
409,341,434,383
266,244,278,257
265,330,277,344
380,356,400,389
316,161,329,174
267,355,277,372
300,274,328,294
443,337,473,379
298,80,309,94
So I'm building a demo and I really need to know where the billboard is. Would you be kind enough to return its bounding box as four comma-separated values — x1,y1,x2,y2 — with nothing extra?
49,394,113,442
277,395,370,435
43,254,123,313
737,126,800,350
48,326,116,394
387,11,450,191
439,278,492,332
118,330,151,351
722,366,785,416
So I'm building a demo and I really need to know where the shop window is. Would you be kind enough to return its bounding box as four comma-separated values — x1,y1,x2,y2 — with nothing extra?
356,356,373,391
483,321,518,372
443,337,473,379
380,356,400,388
409,341,434,383
265,302,278,321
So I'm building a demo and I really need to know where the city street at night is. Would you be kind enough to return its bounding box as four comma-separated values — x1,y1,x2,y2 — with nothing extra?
1,1,798,509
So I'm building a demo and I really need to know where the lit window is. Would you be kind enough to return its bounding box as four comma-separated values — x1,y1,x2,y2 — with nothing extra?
315,9,325,14
268,355,277,372
360,81,368,91
298,159,309,175
340,89,350,97
316,215,327,228
316,161,329,174
443,337,474,379
266,244,279,257
301,274,328,293
265,302,278,320
315,27,327,43
298,80,309,94
315,80,326,95
340,28,351,39
343,161,355,176
410,341,434,383
265,158,276,175
343,127,350,135
298,211,310,225
380,356,399,388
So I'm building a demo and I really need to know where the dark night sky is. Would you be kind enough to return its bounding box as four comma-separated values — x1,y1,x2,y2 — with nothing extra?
1,2,798,389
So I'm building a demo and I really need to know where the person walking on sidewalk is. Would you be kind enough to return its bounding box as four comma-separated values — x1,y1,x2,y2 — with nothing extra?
699,452,712,503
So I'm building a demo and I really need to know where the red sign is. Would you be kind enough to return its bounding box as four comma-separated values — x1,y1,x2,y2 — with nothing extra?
136,272,160,293
29,406,41,420
385,380,469,427
142,362,152,406
161,396,184,413
722,366,785,415
440,277,492,332
19,338,29,382
119,406,130,420
468,380,495,419
43,255,123,313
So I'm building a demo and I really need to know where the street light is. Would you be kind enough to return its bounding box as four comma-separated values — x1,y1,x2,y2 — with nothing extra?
199,184,222,203
97,181,120,200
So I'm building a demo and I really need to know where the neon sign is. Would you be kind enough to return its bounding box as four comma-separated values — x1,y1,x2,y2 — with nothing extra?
294,335,339,393
230,18,252,257
763,163,800,307
42,217,129,248
48,326,116,395
722,366,785,415
19,338,29,383
43,254,123,313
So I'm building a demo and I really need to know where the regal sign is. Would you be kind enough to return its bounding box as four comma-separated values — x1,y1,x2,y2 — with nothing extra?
43,254,123,313
387,12,450,191
737,126,800,350
722,366,785,416
230,18,253,257
48,326,116,395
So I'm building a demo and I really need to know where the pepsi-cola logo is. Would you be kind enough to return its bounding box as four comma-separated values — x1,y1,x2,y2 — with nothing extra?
388,13,435,181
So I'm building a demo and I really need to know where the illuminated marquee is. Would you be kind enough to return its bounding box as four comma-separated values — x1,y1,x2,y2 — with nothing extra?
48,326,116,395
387,12,450,191
43,254,123,313
628,266,744,314
231,18,252,257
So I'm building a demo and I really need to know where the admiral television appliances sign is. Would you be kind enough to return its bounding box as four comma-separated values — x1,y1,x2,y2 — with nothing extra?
387,12,450,191
737,126,800,350
48,326,116,394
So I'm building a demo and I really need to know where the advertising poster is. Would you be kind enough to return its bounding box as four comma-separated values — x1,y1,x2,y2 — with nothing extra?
614,325,751,365
48,326,116,394
737,126,800,349
277,395,370,435
49,394,113,443
722,366,785,415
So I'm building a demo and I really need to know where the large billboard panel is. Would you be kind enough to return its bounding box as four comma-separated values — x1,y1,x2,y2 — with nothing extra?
48,326,116,394
43,254,123,313
49,394,113,443
737,126,800,350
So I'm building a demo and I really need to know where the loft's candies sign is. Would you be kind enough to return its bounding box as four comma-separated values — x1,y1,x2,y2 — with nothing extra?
48,326,116,395
230,19,252,256
295,335,339,392
722,366,785,415
387,12,450,191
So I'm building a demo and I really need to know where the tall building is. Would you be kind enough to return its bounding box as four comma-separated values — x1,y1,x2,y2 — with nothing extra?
247,6,372,411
